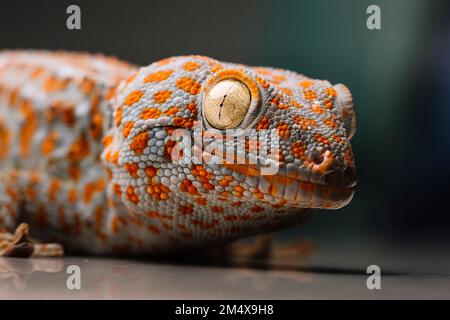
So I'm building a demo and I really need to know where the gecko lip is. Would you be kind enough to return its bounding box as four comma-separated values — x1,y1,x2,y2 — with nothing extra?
264,174,355,210
199,147,355,209
228,163,355,210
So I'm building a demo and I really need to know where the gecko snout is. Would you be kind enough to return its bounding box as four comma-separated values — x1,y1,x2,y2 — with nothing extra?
323,165,357,188
310,149,357,188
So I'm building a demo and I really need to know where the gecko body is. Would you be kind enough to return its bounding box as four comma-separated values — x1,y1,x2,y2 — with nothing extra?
0,51,356,256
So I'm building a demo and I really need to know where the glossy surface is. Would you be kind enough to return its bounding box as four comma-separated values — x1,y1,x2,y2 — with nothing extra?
1,240,449,299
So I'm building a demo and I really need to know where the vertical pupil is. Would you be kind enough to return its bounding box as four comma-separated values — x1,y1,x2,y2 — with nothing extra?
204,79,251,130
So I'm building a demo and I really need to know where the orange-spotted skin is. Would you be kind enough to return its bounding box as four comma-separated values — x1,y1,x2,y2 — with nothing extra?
0,51,356,255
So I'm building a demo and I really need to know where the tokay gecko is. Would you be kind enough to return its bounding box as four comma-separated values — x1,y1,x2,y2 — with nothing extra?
0,51,356,257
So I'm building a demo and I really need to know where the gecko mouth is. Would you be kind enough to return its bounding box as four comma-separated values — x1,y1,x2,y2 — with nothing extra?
196,140,356,209
225,163,355,210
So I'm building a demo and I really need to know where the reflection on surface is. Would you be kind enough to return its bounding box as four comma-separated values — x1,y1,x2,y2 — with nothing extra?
0,257,63,291
0,256,318,299
1,241,450,299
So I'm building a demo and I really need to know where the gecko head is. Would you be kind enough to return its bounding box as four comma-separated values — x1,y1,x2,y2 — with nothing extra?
102,56,356,240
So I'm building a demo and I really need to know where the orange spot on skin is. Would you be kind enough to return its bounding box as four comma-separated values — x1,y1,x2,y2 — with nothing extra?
165,106,179,116
113,184,122,197
256,76,270,90
325,87,337,98
147,183,170,200
8,88,19,106
130,132,149,155
315,133,330,145
251,206,264,213
290,99,303,108
111,216,127,234
195,197,207,205
123,90,144,106
233,185,245,197
80,78,95,94
145,166,157,177
253,188,264,200
0,119,10,159
30,67,45,79
153,90,172,103
83,179,105,204
191,165,215,190
26,185,37,200
186,102,197,114
211,206,224,213
311,105,324,114
146,211,160,218
125,72,137,84
210,64,223,73
48,179,61,202
180,179,200,196
124,163,139,178
143,70,173,82
102,135,113,147
141,108,161,120
291,141,308,162
272,75,286,83
69,165,81,181
122,121,135,138
279,87,293,95
105,87,116,101
176,77,201,95
173,117,193,128
257,116,270,131
41,132,59,156
277,122,291,138
126,186,139,204
324,98,334,109
293,115,317,130
179,205,194,215
19,100,37,158
253,67,273,76
43,76,67,93
68,188,78,204
89,111,103,139
164,140,177,159
304,90,317,101
324,117,339,129
45,101,76,126
68,134,90,161
115,106,123,126
300,80,313,88
183,61,200,71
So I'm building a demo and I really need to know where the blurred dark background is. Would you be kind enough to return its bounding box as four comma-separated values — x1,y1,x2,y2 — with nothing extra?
1,0,449,251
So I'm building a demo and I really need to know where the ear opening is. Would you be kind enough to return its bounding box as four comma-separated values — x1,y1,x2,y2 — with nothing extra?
333,83,356,139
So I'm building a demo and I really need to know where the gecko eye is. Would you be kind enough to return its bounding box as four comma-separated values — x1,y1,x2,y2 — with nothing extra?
203,79,251,130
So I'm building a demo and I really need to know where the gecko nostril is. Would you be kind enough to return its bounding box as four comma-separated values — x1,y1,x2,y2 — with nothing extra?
312,154,324,165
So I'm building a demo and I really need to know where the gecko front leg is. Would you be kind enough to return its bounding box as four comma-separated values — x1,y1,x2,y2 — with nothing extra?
0,170,114,257
1,223,63,257
0,172,63,257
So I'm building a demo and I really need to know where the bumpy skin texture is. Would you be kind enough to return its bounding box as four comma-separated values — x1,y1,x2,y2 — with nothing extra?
0,51,356,255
